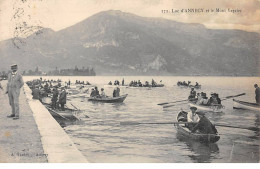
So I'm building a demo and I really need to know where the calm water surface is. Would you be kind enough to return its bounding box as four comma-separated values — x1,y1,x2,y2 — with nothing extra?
24,76,260,163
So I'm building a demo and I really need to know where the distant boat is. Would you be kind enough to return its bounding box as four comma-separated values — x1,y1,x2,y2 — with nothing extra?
189,102,224,113
129,84,164,88
177,82,201,89
233,99,260,112
88,94,128,103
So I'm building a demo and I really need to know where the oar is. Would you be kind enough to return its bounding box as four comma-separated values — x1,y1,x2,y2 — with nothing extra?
120,121,259,132
157,99,189,105
161,93,245,108
158,98,197,106
163,102,188,108
221,93,245,101
70,102,79,110
214,124,259,132
120,121,194,125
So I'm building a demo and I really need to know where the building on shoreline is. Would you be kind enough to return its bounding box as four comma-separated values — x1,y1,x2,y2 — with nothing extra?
22,66,96,76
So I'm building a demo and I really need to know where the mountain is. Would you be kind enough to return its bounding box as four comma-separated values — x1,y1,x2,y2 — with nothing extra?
0,10,259,76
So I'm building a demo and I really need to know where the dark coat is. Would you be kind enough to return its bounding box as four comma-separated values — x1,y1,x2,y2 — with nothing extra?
59,90,67,104
189,90,196,98
255,87,260,103
32,88,41,100
90,90,96,97
51,89,59,101
192,116,218,134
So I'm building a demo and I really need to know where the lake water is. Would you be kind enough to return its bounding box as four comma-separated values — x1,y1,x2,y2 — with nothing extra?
24,76,260,163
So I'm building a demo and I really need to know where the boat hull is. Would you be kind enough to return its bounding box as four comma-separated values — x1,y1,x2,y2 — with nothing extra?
43,102,80,121
88,94,128,103
233,99,260,112
175,124,220,143
189,102,224,113
177,84,201,89
175,111,220,143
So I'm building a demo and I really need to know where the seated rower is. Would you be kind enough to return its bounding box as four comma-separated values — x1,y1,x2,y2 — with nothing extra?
145,81,149,87
186,106,200,130
151,79,156,86
100,88,106,98
187,81,191,86
94,86,100,97
137,80,142,87
208,93,218,105
191,112,218,134
197,92,209,105
90,88,96,97
215,94,221,104
188,88,196,100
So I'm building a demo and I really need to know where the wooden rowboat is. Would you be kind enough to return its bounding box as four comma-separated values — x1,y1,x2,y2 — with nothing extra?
174,111,220,143
189,102,224,113
42,102,80,121
177,83,201,89
233,99,260,112
129,84,164,88
88,94,128,103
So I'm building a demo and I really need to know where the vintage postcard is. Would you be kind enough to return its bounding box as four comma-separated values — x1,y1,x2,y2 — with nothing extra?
0,0,259,165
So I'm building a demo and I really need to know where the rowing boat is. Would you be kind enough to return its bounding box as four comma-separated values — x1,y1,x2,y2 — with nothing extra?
189,102,224,113
42,102,80,121
177,83,201,89
233,99,260,112
88,94,128,103
174,111,220,143
129,84,164,88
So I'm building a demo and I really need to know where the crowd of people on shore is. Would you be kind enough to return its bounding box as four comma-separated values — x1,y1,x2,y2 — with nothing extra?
26,78,68,111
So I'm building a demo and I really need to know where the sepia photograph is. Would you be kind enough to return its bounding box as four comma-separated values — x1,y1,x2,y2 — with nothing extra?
0,0,259,166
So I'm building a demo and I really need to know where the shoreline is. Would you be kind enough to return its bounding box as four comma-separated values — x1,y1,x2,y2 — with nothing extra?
0,81,87,163
23,84,88,163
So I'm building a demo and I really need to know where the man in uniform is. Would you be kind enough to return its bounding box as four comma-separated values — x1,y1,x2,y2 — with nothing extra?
6,64,24,120
254,84,260,104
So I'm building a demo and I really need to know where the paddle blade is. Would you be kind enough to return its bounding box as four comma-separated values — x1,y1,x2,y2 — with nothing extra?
215,124,259,132
223,93,246,99
158,99,189,106
163,102,188,108
157,102,169,106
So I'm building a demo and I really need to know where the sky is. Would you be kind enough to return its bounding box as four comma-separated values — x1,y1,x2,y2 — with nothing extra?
0,0,259,41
